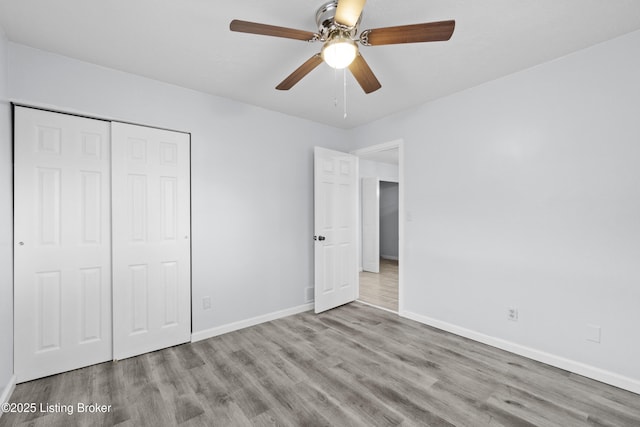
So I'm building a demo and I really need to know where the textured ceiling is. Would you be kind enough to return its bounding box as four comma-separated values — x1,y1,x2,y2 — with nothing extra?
1,0,640,129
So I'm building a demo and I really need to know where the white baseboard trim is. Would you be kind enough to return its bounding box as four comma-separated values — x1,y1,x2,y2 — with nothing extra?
401,311,640,395
0,375,16,417
380,255,399,261
191,303,314,343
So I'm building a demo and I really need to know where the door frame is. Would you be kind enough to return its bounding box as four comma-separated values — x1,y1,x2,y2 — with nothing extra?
351,139,405,313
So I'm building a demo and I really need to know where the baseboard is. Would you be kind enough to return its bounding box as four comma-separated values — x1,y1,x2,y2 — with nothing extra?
401,311,640,395
0,375,16,418
380,255,399,261
191,303,314,343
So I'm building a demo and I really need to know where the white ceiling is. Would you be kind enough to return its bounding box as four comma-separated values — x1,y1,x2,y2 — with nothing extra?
1,1,640,129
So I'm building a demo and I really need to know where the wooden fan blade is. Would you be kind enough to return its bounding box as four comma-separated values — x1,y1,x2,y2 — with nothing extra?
335,0,367,28
276,54,324,90
230,20,317,41
362,20,455,46
348,53,381,94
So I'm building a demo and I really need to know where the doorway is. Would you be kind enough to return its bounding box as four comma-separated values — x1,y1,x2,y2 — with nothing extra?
352,140,403,313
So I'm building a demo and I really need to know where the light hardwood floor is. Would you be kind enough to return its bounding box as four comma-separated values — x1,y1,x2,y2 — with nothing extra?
359,258,399,312
2,303,639,426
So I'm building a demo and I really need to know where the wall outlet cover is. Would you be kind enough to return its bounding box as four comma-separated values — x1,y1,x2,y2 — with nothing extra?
586,324,601,343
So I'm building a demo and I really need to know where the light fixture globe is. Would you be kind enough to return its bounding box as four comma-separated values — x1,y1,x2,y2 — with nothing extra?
321,35,358,69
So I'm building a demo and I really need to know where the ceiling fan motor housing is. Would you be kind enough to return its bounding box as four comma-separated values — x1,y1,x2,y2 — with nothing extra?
316,1,360,40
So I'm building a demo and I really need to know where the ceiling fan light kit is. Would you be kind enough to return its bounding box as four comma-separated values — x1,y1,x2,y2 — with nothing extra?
321,34,358,69
230,0,455,94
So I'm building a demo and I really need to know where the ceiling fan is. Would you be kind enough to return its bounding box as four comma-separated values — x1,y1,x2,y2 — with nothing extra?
230,0,455,94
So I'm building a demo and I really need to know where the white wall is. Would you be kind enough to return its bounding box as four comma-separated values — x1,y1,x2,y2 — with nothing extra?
351,30,640,390
0,25,14,401
7,43,350,335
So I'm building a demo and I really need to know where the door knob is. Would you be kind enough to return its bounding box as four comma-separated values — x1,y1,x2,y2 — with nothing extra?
318,236,326,241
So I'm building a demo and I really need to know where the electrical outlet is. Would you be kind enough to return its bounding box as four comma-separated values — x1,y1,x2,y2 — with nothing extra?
202,296,211,310
586,324,601,343
507,308,518,322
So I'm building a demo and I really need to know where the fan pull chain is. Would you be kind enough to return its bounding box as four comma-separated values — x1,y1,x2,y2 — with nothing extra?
333,67,338,107
343,68,348,119
332,68,347,119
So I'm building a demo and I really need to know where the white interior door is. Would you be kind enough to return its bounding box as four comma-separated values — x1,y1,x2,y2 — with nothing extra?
111,122,191,360
314,147,358,313
14,106,112,382
361,177,380,273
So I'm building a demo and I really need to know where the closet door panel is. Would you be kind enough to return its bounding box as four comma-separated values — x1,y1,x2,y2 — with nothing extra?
111,122,191,360
14,107,112,382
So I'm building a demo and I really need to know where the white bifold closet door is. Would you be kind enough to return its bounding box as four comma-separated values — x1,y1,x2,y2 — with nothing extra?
14,107,113,382
111,122,191,360
14,108,191,382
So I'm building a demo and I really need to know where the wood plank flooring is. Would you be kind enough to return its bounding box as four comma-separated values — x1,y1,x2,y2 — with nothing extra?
2,302,639,426
359,258,399,311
